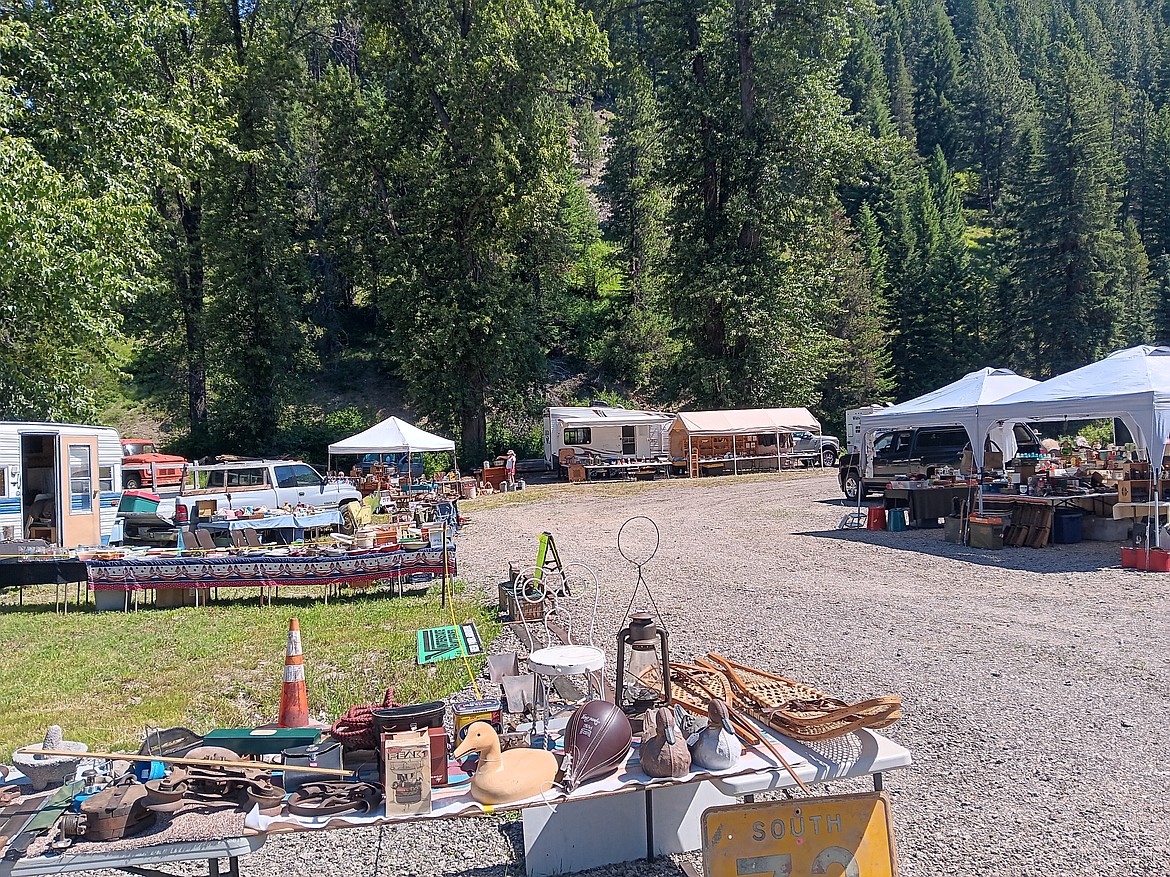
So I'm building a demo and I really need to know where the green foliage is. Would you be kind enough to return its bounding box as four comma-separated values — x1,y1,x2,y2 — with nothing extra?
574,102,603,173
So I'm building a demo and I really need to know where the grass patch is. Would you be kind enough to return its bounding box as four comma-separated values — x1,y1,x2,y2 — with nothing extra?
0,584,499,762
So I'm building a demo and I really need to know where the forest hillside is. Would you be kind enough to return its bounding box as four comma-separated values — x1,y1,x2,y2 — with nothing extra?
4,0,1169,461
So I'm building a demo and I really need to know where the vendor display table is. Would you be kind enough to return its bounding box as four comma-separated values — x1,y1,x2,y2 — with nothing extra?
244,721,910,877
199,510,342,544
883,485,974,527
583,461,671,479
0,558,89,611
4,834,264,877
982,492,1117,516
85,546,456,610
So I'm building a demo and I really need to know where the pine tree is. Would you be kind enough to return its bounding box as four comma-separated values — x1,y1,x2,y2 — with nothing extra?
905,0,966,161
1003,38,1125,377
1151,254,1170,343
1116,217,1152,346
842,20,896,139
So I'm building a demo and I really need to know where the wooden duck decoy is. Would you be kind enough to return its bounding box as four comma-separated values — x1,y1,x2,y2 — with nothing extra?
640,706,691,778
689,698,742,771
452,721,560,805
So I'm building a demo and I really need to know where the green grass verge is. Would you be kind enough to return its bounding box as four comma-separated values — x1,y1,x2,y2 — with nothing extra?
0,584,499,762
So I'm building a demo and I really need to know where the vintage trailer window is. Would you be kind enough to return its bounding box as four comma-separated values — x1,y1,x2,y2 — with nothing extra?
0,466,7,497
69,445,93,514
564,428,591,445
98,466,114,493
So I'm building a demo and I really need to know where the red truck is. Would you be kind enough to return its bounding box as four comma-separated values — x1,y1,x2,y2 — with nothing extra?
121,439,188,490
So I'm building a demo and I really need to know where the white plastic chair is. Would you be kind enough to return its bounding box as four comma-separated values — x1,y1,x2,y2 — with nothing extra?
514,563,605,739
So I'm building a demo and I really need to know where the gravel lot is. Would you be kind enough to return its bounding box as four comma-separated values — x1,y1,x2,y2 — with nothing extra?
76,472,1170,875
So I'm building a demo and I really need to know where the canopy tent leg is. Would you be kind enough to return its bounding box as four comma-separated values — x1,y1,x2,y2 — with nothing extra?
688,435,694,478
776,431,781,473
732,435,738,476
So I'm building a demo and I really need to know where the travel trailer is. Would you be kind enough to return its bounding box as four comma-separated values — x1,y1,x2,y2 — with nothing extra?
0,422,123,547
543,405,674,471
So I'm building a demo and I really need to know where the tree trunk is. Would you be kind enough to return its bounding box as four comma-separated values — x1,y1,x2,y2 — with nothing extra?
176,182,209,447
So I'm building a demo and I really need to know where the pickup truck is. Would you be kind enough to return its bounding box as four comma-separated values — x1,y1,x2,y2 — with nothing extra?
121,439,188,490
791,431,840,467
118,460,361,542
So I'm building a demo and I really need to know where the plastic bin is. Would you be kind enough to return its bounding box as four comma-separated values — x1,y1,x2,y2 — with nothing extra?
866,507,887,530
1051,509,1083,544
887,508,908,532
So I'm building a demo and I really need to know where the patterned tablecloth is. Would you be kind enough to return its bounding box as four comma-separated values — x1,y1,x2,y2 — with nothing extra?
85,546,456,591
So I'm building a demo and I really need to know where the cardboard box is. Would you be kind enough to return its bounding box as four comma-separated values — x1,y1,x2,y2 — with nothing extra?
428,727,449,788
382,731,432,815
1117,480,1151,503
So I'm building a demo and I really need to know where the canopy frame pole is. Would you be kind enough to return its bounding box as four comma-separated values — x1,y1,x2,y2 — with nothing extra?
776,431,781,473
688,435,694,479
732,434,738,476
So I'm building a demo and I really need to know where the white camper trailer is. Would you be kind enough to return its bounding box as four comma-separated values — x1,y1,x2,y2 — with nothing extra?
543,406,674,471
0,422,123,547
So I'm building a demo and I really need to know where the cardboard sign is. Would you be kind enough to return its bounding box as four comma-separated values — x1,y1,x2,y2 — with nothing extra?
702,792,898,877
416,622,483,665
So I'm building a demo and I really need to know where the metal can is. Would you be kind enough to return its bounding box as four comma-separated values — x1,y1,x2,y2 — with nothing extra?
453,698,503,741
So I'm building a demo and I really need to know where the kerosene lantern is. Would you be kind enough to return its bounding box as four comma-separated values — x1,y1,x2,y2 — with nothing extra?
616,610,671,716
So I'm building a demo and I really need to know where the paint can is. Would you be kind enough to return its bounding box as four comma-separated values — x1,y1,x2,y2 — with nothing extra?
453,698,503,741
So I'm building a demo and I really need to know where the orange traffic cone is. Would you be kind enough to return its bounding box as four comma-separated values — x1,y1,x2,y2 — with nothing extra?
277,617,310,728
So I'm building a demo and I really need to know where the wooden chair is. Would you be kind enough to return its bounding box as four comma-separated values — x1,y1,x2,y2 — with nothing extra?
243,527,262,548
194,529,217,551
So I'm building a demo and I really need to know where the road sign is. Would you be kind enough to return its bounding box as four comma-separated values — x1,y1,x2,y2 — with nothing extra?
702,792,898,877
416,622,483,665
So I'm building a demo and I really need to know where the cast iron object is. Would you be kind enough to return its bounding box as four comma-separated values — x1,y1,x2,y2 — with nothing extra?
286,781,382,817
141,747,277,815
79,778,157,841
370,702,446,737
560,700,633,792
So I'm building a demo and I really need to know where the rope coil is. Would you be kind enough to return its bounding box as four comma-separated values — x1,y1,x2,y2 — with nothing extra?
328,688,398,749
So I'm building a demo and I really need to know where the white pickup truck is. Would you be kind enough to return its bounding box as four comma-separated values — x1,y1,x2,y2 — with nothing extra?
118,460,361,543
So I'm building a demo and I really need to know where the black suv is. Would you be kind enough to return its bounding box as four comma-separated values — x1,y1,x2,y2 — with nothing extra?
838,424,1043,499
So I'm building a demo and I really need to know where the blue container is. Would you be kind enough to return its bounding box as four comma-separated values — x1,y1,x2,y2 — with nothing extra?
1052,509,1083,544
887,508,908,532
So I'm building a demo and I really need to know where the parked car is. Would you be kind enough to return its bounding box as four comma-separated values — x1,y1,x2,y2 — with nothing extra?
791,431,840,467
121,439,188,490
838,424,1043,499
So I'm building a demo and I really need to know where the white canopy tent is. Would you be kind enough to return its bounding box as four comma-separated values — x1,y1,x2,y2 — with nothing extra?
976,346,1170,459
976,346,1170,543
327,416,457,476
859,367,1040,470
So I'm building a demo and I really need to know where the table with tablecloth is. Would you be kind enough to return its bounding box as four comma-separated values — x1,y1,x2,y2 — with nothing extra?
199,510,342,544
86,546,456,594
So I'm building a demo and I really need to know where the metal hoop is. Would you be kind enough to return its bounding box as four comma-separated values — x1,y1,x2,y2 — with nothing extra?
617,516,660,568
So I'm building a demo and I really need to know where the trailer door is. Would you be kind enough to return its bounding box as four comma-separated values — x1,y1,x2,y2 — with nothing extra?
61,435,101,547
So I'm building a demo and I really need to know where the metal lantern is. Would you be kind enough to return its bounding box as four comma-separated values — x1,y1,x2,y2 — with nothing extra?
616,611,671,715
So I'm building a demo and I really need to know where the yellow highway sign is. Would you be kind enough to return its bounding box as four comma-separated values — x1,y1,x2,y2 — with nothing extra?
702,791,898,877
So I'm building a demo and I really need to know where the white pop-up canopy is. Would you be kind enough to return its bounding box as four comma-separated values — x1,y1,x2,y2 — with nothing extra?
328,416,456,455
860,367,1039,469
674,407,821,435
977,346,1170,459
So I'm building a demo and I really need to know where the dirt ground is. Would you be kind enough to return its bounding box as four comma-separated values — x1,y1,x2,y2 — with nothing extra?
452,470,1170,876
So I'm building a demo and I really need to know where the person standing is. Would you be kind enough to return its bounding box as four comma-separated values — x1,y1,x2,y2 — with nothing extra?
505,449,517,485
